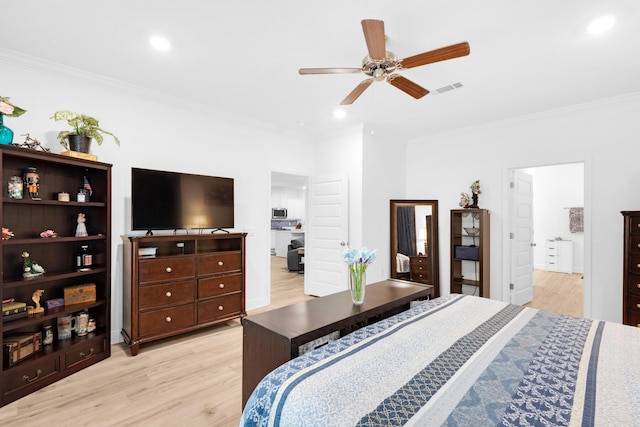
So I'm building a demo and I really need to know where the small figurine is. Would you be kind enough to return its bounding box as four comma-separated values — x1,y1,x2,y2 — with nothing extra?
28,289,45,314
459,193,471,208
468,180,481,208
22,251,45,278
2,227,14,240
75,213,88,237
23,167,41,200
40,229,58,238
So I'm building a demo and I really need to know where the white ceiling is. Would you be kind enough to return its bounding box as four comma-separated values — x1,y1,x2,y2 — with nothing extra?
3,1,640,141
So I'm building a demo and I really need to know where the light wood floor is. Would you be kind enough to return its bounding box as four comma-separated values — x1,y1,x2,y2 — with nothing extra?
0,264,580,426
524,269,583,317
0,256,309,427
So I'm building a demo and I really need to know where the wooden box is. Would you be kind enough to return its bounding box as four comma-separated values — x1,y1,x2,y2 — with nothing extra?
64,283,96,306
3,332,42,367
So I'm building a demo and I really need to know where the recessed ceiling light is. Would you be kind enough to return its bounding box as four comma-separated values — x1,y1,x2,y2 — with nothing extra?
587,15,616,35
150,36,171,51
333,109,346,119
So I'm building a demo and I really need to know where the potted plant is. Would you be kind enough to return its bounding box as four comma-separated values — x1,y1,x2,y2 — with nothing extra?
51,110,120,153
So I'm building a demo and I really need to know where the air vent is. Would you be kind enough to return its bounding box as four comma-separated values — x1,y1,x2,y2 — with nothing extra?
433,82,464,95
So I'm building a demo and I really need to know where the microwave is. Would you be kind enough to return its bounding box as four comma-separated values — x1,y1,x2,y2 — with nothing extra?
272,208,287,219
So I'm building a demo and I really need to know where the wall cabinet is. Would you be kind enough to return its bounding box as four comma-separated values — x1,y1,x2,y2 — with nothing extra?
545,239,573,274
121,233,246,355
450,209,490,298
0,145,111,407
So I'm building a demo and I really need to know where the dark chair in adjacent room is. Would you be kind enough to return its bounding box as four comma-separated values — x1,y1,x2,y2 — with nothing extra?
287,237,305,272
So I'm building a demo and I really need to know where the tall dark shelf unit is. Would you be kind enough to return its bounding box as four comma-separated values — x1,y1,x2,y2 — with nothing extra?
450,208,490,298
0,145,111,406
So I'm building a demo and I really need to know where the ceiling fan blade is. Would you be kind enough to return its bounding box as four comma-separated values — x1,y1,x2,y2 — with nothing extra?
361,19,386,60
400,42,470,69
299,67,362,75
387,75,429,99
340,79,373,105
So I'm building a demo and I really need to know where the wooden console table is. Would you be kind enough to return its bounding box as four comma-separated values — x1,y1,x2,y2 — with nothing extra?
242,279,433,407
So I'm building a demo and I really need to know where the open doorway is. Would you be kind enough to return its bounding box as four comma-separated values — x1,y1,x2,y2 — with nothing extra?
269,171,308,307
510,163,585,317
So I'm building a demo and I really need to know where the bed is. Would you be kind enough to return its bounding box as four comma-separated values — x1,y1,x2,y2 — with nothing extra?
240,294,640,426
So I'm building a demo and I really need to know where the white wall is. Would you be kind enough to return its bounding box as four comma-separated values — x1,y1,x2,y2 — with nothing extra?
530,163,584,273
405,92,640,322
361,126,408,283
2,53,316,343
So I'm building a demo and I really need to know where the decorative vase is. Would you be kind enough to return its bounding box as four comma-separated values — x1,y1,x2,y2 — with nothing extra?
68,135,92,153
0,114,14,145
348,266,366,305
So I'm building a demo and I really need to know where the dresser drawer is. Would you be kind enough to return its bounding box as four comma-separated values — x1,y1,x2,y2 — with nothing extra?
630,236,640,254
630,216,640,235
626,310,640,328
139,257,195,284
199,273,242,299
139,304,196,337
198,293,242,323
627,273,640,297
411,271,430,283
3,356,60,397
629,254,640,275
545,243,558,255
198,252,242,275
65,336,106,369
139,280,195,309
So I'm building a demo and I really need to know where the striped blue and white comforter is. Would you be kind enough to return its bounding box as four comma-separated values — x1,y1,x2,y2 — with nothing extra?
240,294,640,426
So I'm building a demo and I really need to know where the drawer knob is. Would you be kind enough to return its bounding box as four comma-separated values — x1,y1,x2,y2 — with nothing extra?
22,369,42,383
637,303,640,309
166,267,172,273
165,316,172,322
218,261,224,266
636,283,640,289
166,291,172,297
219,283,225,289
218,305,224,311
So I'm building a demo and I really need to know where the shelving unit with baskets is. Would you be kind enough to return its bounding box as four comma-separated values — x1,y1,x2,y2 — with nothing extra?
450,208,490,297
0,145,111,406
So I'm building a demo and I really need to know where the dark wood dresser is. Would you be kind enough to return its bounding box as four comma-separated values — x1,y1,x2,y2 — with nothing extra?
121,233,246,355
622,211,640,326
409,256,430,284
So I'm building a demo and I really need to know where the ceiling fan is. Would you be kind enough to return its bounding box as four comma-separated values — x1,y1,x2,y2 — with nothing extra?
299,19,470,105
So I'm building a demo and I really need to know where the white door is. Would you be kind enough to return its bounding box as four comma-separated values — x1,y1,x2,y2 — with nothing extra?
511,170,534,305
306,175,349,297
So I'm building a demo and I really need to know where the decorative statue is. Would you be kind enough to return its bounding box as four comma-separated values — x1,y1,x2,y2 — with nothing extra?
29,289,45,314
75,213,88,237
460,180,481,209
23,167,41,200
22,251,45,278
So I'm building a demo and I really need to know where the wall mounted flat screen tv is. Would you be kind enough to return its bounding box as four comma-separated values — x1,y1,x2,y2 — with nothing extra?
131,167,234,232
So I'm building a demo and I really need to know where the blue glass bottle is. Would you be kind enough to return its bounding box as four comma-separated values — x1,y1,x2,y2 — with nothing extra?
0,114,14,145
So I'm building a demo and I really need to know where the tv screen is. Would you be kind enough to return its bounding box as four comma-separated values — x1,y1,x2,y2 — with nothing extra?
131,168,234,232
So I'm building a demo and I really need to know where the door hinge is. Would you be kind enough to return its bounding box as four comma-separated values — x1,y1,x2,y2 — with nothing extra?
510,232,515,239
510,283,514,290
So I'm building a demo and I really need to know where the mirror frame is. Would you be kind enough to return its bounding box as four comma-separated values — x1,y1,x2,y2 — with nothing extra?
390,199,440,297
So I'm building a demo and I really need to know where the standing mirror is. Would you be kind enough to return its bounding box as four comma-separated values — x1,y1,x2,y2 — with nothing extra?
390,200,440,297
